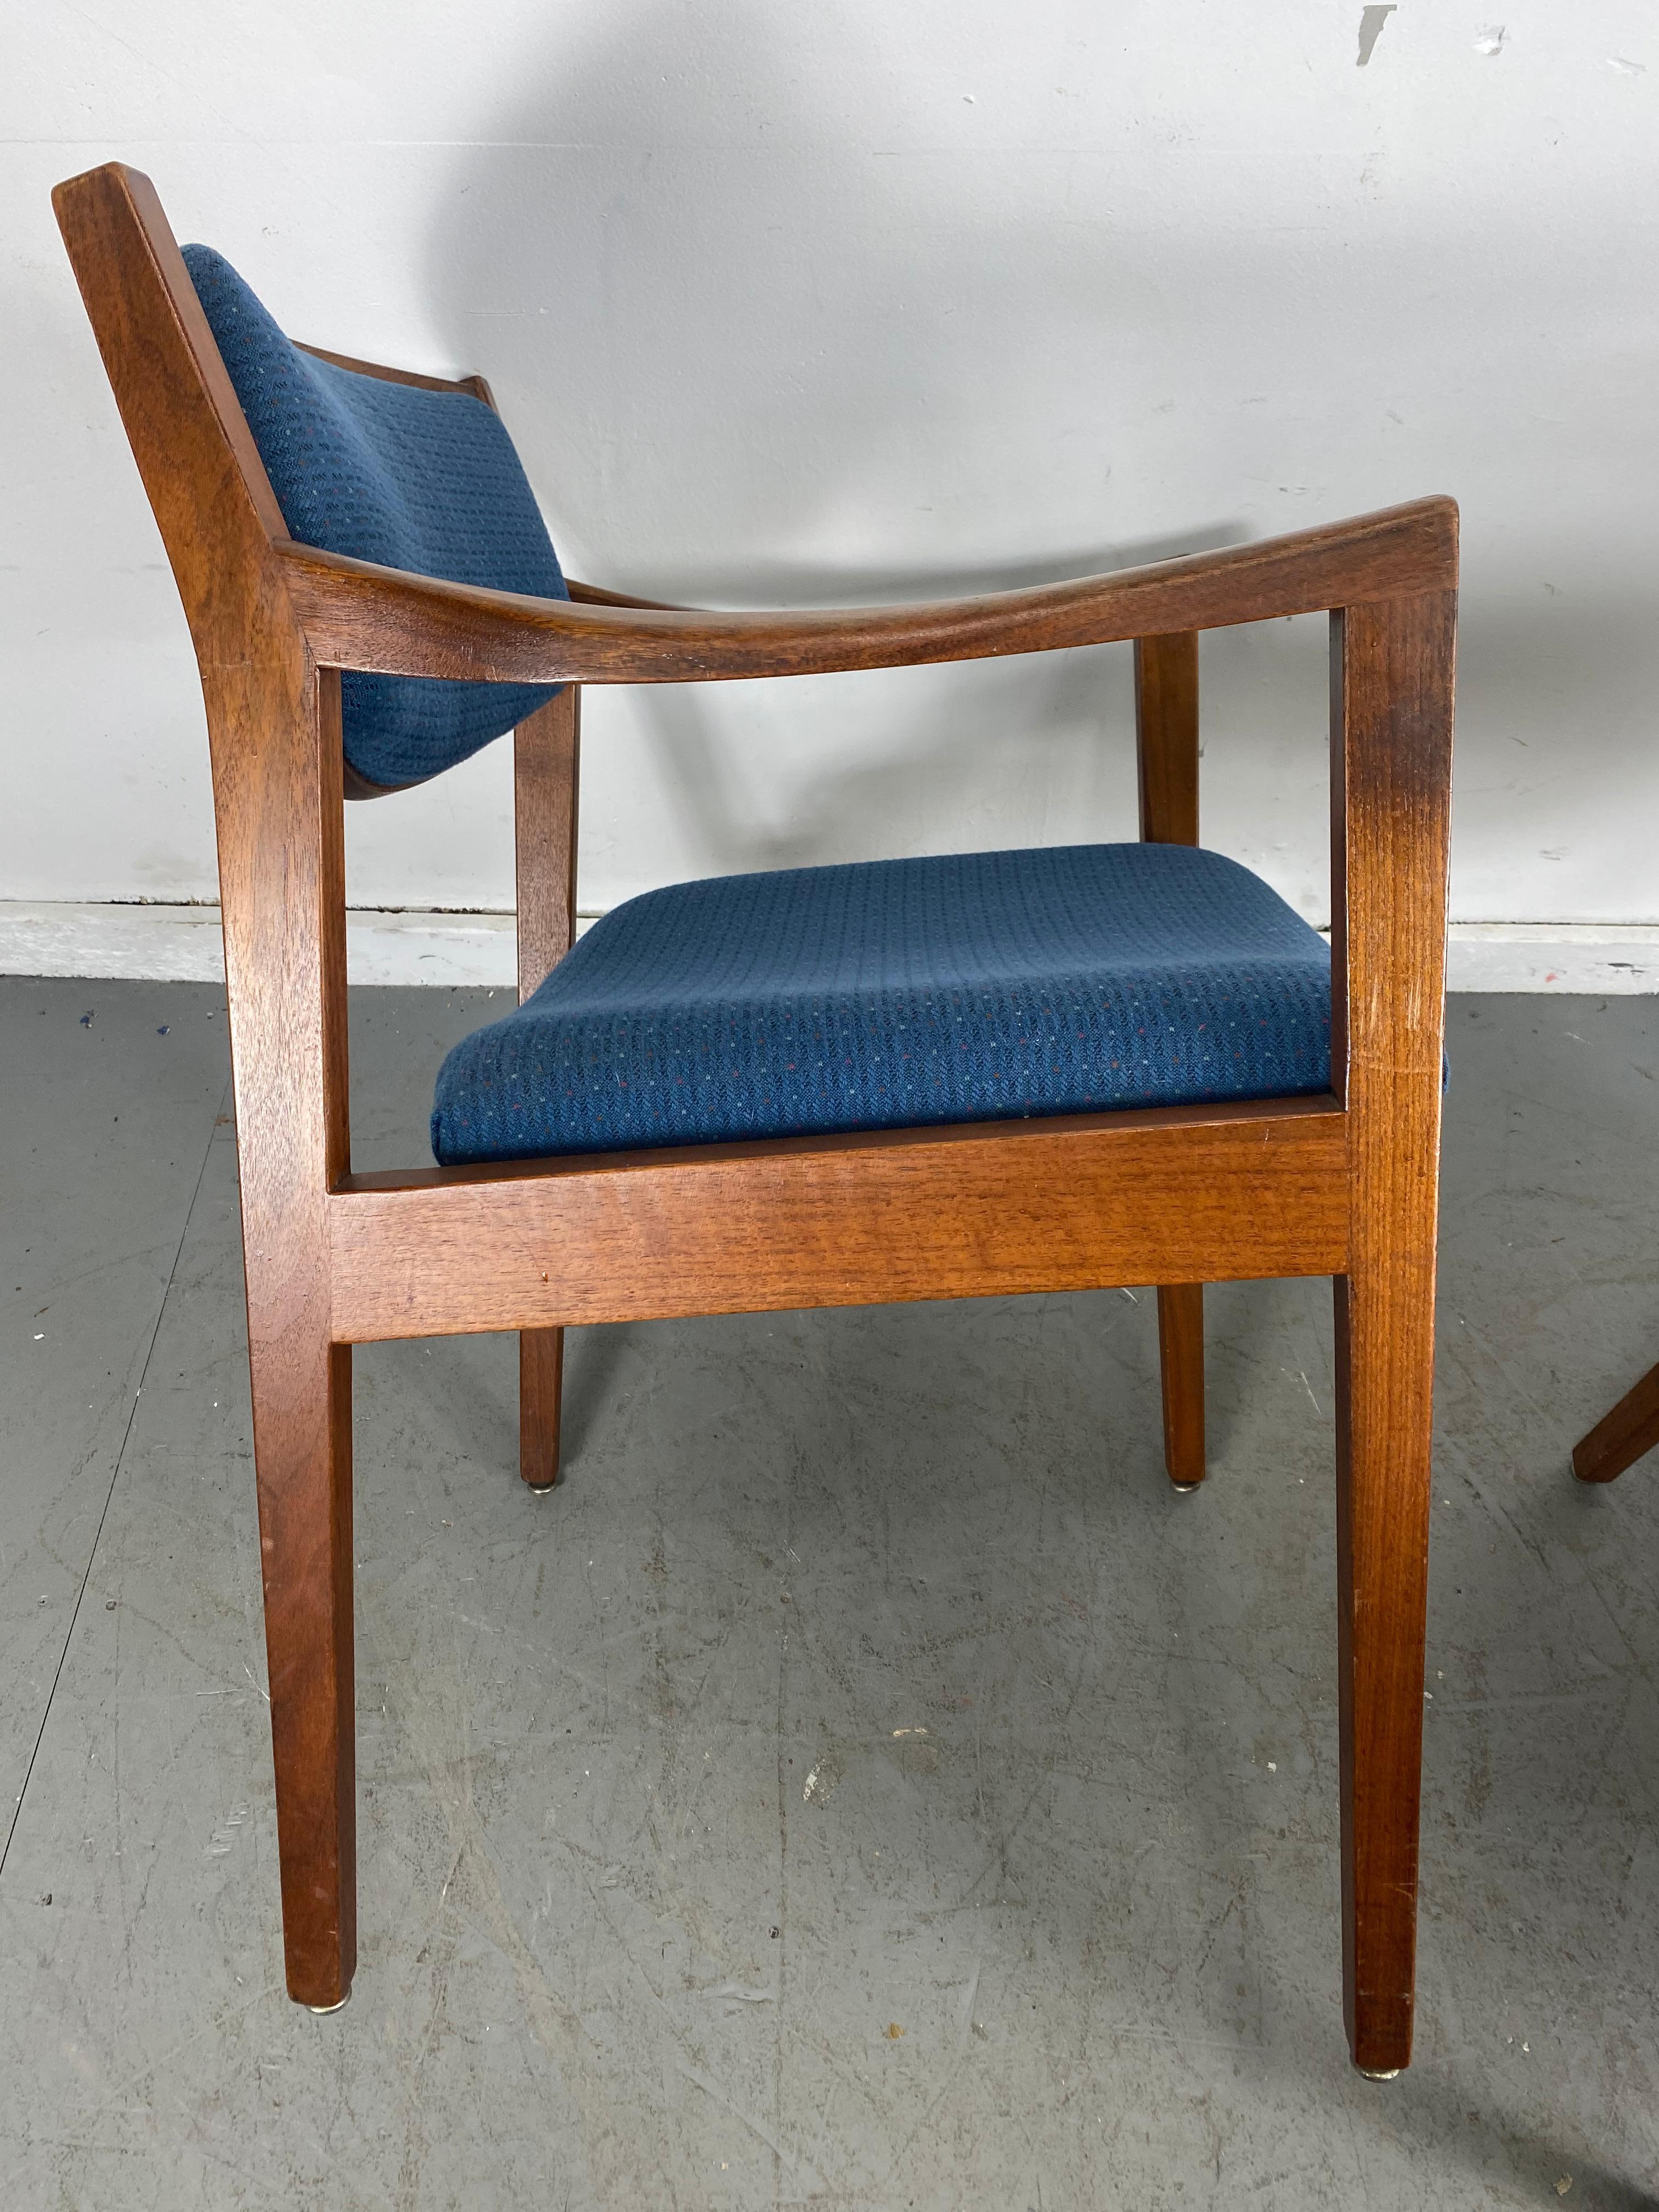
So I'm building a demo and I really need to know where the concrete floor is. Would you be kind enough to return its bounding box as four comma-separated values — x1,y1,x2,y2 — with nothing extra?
1,977,1656,2210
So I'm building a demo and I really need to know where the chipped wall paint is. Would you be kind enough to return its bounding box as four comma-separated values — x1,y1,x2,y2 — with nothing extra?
3,1,1656,934
1357,7,1397,69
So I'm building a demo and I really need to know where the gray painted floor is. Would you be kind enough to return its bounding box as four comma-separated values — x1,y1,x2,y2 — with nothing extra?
2,978,1656,2210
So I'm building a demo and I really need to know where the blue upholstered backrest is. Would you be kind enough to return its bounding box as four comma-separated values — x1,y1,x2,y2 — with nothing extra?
181,245,566,791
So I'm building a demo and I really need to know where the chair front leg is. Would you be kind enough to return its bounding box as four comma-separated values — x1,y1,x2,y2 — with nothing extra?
1155,1283,1206,1488
1329,588,1454,2075
210,652,358,2006
1332,1252,1435,2074
251,1330,357,2007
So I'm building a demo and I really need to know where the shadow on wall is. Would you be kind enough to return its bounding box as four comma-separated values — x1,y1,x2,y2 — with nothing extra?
420,1,1247,880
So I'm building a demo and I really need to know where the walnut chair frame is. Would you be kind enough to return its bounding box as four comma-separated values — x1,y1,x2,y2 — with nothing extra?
55,162,1457,2075
1572,1359,1659,1485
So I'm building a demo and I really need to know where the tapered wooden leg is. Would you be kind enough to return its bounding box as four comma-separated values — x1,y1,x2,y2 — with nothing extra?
1136,638,1206,1499
1332,1262,1435,2076
199,644,356,2008
252,1334,356,2009
513,691,579,1494
520,1326,565,1490
1328,590,1454,2077
1156,1284,1205,1488
1572,1358,1659,1484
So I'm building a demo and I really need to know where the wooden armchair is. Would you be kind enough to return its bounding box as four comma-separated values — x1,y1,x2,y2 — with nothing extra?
54,162,1457,2077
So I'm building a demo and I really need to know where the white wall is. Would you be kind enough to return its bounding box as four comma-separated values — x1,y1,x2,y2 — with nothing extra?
4,1,1656,932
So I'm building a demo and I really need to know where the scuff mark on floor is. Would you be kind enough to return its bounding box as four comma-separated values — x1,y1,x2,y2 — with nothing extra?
801,1747,844,1805
676,2059,826,2190
955,1959,982,2053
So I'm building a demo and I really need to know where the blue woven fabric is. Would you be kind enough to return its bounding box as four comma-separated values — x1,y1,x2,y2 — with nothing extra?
181,245,567,789
431,842,1333,1165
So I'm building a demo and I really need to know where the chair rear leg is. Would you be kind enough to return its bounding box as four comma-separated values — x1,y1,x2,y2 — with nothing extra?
1333,1266,1434,2076
1134,631,1205,1497
251,1332,357,2009
1572,1357,1659,1484
520,1326,565,1490
1156,1283,1205,1489
512,691,579,1497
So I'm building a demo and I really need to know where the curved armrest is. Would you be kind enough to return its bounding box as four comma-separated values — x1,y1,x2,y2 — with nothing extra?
277,496,1456,687
564,577,692,612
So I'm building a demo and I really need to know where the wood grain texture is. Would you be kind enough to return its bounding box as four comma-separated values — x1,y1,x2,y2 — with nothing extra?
57,160,1459,2062
221,652,357,2013
1136,631,1206,1486
328,1102,1350,1342
294,339,488,398
1135,631,1200,847
1155,1285,1206,1488
198,642,357,2010
518,1328,565,1492
513,686,582,1488
514,687,582,998
51,166,287,604
202,644,357,2013
278,499,1458,690
1329,588,1456,2075
54,163,358,2007
1572,1359,1659,1483
565,578,688,611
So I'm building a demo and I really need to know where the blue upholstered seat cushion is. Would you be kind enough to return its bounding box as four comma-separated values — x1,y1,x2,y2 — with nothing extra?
180,245,568,790
431,842,1333,1165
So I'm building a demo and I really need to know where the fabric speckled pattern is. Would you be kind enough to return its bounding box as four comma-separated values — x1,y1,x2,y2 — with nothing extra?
431,842,1333,1165
181,245,567,789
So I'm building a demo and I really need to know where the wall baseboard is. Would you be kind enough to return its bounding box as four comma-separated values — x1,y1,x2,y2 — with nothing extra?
0,903,577,988
0,902,1655,994
1436,924,1657,995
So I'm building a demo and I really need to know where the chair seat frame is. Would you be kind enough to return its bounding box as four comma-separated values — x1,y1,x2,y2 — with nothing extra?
55,162,1457,2075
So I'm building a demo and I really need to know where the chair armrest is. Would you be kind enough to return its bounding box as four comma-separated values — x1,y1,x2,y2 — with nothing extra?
276,497,1456,687
564,578,692,611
